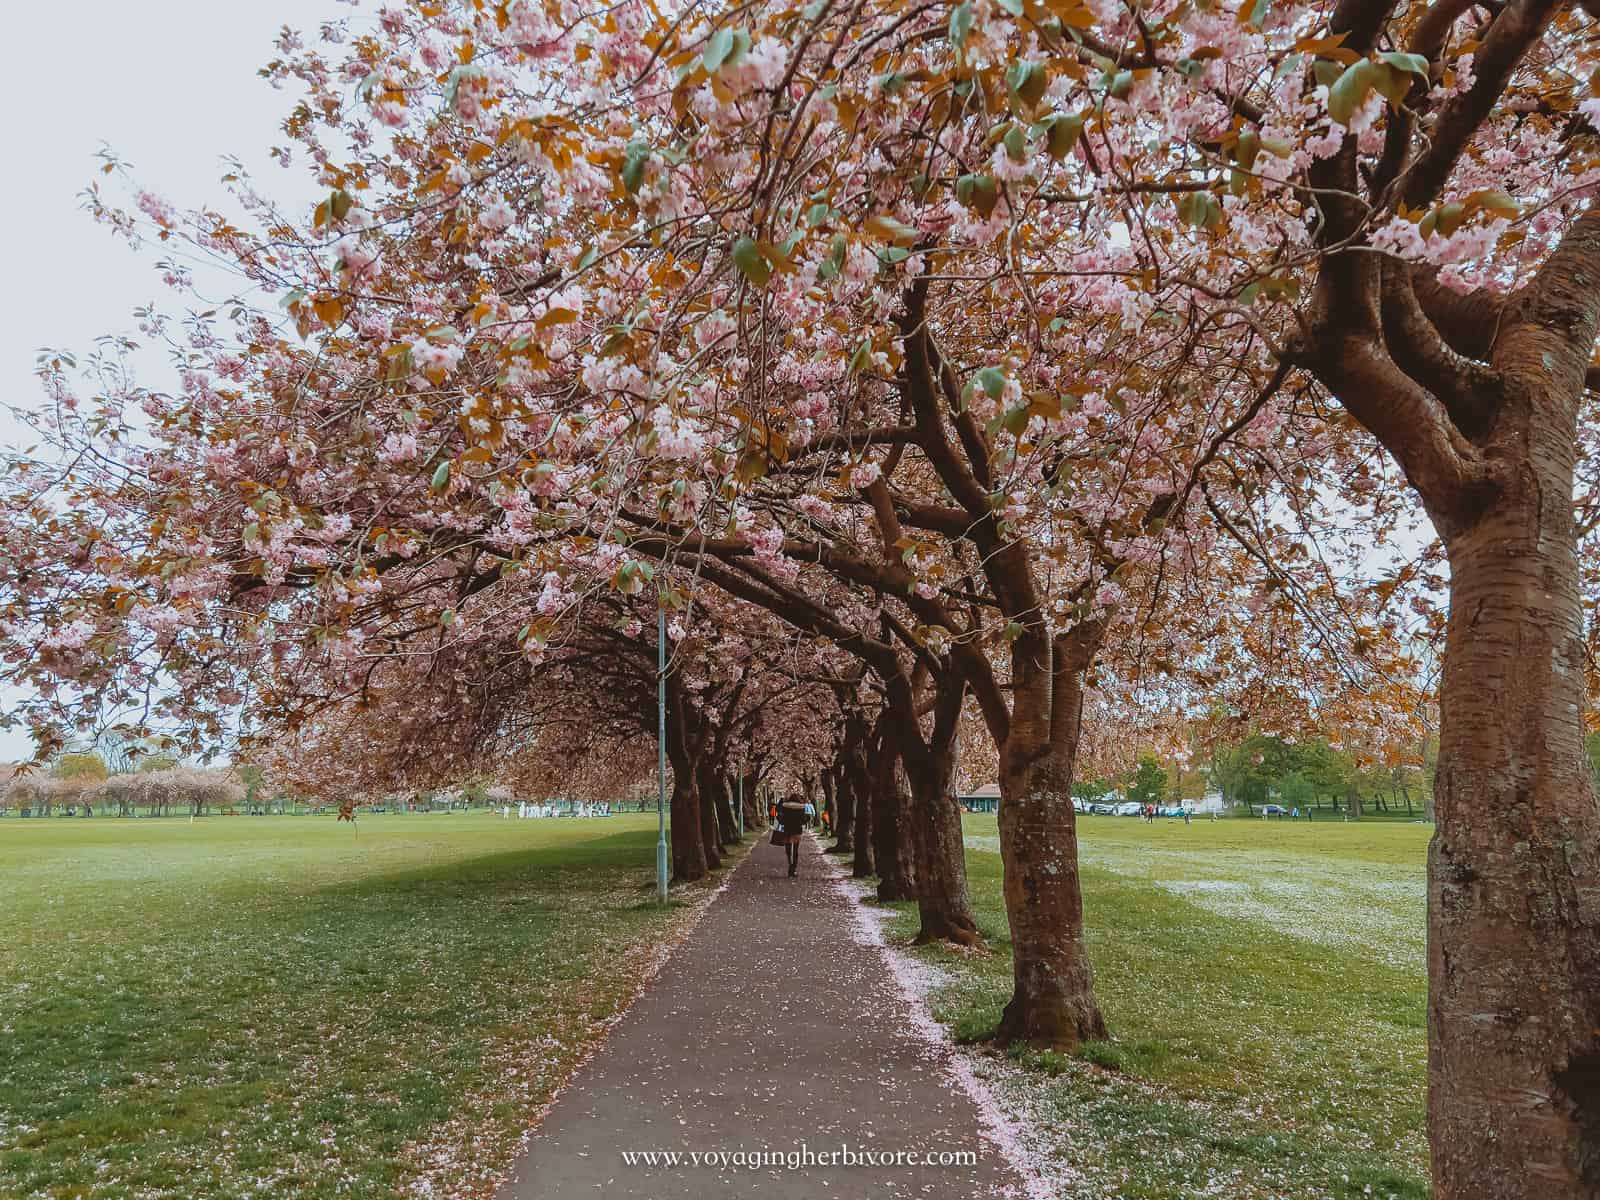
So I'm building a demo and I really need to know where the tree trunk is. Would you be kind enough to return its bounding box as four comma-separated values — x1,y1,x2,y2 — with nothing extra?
697,770,722,871
831,759,856,853
741,770,763,829
851,746,876,878
871,747,917,901
903,752,979,945
669,772,707,882
994,665,1106,1050
664,692,709,883
703,761,736,849
894,679,980,946
1427,422,1600,1197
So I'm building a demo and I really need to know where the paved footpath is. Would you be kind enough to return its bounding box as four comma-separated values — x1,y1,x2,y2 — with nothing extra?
495,833,1024,1199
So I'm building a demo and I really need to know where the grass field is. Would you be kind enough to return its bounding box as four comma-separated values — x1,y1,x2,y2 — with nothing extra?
879,813,1431,1200
0,813,720,1200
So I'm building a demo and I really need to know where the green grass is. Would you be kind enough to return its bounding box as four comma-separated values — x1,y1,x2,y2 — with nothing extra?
0,813,723,1200
880,813,1431,1199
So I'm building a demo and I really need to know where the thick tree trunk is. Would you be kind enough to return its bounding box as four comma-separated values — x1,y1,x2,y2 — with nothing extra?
895,683,980,947
904,752,979,945
1428,427,1600,1197
871,752,917,902
665,693,710,884
994,665,1106,1050
669,773,707,883
831,761,855,853
850,748,876,878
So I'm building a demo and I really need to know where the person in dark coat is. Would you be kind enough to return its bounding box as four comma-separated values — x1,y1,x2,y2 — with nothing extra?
775,796,808,877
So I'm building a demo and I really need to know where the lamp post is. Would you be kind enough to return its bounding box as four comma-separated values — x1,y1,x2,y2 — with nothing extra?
656,607,669,904
737,772,744,839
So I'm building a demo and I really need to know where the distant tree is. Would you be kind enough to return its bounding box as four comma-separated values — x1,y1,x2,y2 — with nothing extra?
1127,757,1168,808
52,752,108,782
1071,776,1115,802
1278,772,1315,811
135,755,180,774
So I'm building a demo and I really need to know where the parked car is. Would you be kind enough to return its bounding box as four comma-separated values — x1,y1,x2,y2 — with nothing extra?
1071,798,1087,813
1114,801,1143,816
1262,804,1288,817
1159,805,1185,818
1090,802,1116,815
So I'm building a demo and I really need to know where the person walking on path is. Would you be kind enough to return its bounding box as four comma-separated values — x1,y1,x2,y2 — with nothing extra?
775,795,808,877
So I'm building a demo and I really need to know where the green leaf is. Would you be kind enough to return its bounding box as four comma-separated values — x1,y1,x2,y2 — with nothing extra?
848,337,873,374
1003,124,1028,162
1042,113,1083,159
1006,60,1047,108
620,139,649,195
1433,201,1468,238
864,214,920,245
384,346,412,383
430,461,451,494
703,27,735,72
949,0,975,47
997,0,1023,14
731,236,771,287
1312,59,1343,88
1377,51,1430,80
1327,59,1377,126
817,233,847,281
955,172,999,217
1372,53,1428,106
1468,189,1519,219
1107,70,1134,100
976,365,1008,398
1234,130,1261,170
1177,190,1223,231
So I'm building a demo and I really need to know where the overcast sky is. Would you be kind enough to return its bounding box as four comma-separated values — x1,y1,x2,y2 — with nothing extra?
1,2,344,762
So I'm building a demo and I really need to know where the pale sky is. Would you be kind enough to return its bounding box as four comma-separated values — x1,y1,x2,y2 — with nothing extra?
1,1,345,761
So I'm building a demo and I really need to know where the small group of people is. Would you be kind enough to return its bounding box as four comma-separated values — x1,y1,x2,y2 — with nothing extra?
768,794,816,877
501,801,612,819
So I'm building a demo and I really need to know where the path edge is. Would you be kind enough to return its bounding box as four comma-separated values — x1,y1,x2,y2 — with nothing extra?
812,835,1056,1200
487,838,756,1195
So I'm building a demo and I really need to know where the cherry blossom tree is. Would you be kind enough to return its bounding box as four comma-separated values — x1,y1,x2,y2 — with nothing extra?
5,0,1584,1185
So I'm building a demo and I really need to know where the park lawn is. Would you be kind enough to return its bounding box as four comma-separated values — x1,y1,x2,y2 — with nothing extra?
880,813,1431,1200
0,813,722,1200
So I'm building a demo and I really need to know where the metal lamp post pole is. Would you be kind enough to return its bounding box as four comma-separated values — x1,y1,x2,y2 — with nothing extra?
737,772,744,839
656,607,669,904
